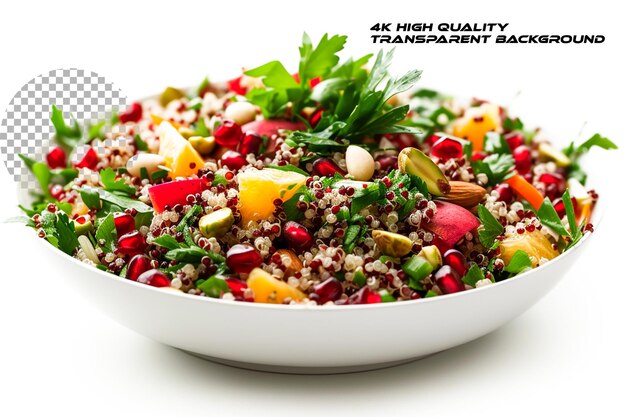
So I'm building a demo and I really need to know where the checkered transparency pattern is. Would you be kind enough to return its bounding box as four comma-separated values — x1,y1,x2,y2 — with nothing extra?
0,68,127,189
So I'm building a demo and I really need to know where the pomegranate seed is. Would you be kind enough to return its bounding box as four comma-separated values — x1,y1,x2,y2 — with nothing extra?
346,286,373,305
493,183,513,204
425,134,442,147
114,212,135,236
238,132,262,155
376,155,398,171
126,255,152,281
118,102,143,124
435,265,465,294
226,244,263,274
137,269,170,287
505,132,524,151
309,109,324,128
309,77,321,88
385,133,417,149
214,120,243,148
539,173,565,199
283,221,315,253
49,184,65,200
348,287,368,304
472,151,487,161
430,137,464,161
443,249,469,276
227,76,247,96
313,277,343,304
220,150,246,171
553,198,565,217
553,197,577,218
117,231,146,256
46,146,66,169
366,291,382,304
225,278,248,297
74,147,98,170
513,145,532,175
312,158,346,177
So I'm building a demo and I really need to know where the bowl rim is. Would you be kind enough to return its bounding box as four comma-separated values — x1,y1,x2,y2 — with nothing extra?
12,88,607,312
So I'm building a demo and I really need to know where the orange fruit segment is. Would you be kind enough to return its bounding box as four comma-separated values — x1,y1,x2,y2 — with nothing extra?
157,121,204,178
499,230,559,267
237,168,307,224
150,113,181,129
246,268,305,304
452,103,501,152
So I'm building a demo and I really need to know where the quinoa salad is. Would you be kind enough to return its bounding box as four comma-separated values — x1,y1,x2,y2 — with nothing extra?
18,34,617,305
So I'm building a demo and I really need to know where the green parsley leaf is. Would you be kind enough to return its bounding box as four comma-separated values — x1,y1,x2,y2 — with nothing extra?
176,205,203,246
413,88,441,99
503,116,524,132
152,234,182,250
327,54,372,80
537,197,568,236
55,211,79,255
18,153,37,171
51,105,82,152
563,133,618,185
573,133,618,154
246,61,299,90
165,246,211,263
472,153,515,186
95,213,117,252
176,205,203,232
298,33,347,87
32,162,52,198
424,290,439,298
100,168,135,196
477,205,504,248
483,132,510,155
267,164,309,176
50,168,78,185
463,264,486,287
96,188,152,214
562,190,580,240
343,224,365,254
282,187,309,221
80,189,101,210
88,121,106,141
348,182,381,216
503,250,532,274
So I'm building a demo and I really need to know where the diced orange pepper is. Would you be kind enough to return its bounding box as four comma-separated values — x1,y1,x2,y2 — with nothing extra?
505,174,544,210
577,202,592,226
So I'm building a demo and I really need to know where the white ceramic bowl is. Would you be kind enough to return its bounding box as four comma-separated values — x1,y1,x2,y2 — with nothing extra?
18,182,603,374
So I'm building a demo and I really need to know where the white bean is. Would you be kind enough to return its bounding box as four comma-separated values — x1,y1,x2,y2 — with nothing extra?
126,153,166,178
345,145,375,181
224,101,257,125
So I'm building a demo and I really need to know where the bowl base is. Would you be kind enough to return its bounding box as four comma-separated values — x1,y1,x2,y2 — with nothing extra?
180,350,436,374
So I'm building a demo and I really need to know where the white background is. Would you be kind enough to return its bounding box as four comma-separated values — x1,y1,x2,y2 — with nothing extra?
1,1,625,416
